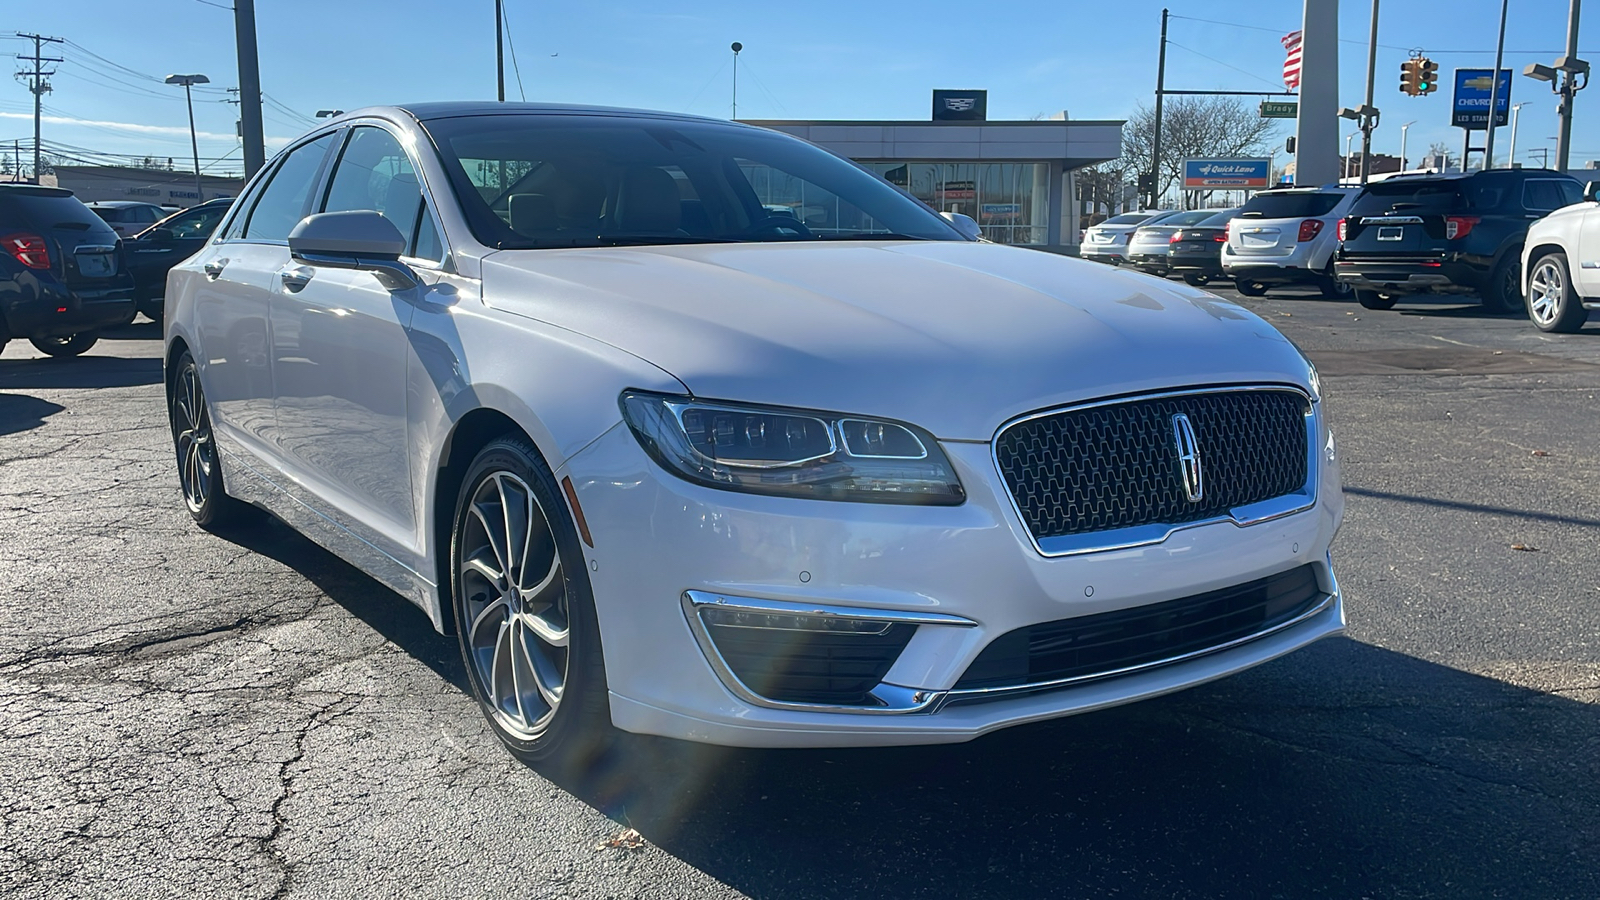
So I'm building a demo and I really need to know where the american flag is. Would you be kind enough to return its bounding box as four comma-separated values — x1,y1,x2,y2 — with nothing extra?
1282,30,1303,90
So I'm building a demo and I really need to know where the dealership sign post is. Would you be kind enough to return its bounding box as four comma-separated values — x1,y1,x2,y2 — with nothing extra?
1182,159,1272,189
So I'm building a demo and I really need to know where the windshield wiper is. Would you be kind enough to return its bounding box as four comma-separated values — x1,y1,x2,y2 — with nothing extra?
592,234,737,246
813,232,933,241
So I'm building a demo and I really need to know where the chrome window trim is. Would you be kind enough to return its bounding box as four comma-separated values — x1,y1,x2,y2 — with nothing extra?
681,590,974,715
936,565,1338,710
991,384,1319,558
319,119,453,271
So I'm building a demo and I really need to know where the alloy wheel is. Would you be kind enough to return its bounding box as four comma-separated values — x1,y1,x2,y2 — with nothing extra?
458,471,570,741
172,362,215,514
1528,259,1564,326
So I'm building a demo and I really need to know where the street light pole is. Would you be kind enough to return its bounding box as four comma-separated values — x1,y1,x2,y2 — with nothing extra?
730,42,742,120
1358,0,1380,183
165,74,210,204
1484,0,1510,169
1345,132,1355,181
1400,120,1416,169
1558,0,1584,170
1508,103,1526,168
495,0,505,102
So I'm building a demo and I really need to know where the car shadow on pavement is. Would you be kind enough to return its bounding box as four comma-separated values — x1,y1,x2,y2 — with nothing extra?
208,514,467,691
98,318,163,342
0,393,66,436
548,639,1600,899
0,356,163,389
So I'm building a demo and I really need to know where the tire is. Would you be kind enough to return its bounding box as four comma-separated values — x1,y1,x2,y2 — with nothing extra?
168,351,254,528
1320,273,1354,299
1235,279,1268,297
1356,289,1397,310
1526,252,1588,333
29,333,98,357
1182,273,1211,286
1483,252,1524,313
450,436,610,767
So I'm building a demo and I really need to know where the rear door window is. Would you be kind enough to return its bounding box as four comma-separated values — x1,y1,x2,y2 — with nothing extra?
242,133,337,241
1523,179,1578,212
1237,192,1345,219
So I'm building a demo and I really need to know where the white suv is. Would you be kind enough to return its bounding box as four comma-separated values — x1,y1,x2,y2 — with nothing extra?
1222,187,1358,297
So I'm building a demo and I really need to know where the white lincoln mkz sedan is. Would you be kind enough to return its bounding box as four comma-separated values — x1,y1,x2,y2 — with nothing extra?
164,102,1345,762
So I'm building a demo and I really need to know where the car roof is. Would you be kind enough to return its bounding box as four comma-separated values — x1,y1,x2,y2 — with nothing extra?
0,184,75,198
86,200,162,208
341,101,735,128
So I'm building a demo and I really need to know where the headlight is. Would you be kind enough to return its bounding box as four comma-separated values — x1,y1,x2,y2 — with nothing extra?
619,391,965,505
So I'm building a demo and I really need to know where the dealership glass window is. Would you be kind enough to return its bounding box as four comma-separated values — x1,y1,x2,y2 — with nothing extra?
870,161,1049,245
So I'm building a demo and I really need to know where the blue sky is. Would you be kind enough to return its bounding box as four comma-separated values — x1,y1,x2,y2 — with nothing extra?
4,0,1599,176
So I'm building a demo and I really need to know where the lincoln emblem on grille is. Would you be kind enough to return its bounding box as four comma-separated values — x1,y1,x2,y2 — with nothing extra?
1171,413,1204,503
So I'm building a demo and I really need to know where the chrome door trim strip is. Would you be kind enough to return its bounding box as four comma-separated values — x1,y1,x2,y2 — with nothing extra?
990,384,1319,558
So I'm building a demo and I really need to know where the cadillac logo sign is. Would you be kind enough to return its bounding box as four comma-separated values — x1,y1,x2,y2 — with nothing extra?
1171,413,1204,503
932,89,987,121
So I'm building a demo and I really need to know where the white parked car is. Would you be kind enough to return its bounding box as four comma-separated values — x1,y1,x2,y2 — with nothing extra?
1222,187,1358,297
1080,210,1174,265
164,103,1345,761
1522,181,1600,333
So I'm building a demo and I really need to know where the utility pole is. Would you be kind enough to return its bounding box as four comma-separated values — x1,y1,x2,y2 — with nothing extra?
1558,0,1583,170
15,33,63,185
234,0,265,177
1484,0,1510,168
1150,8,1169,208
1358,0,1380,182
496,0,505,101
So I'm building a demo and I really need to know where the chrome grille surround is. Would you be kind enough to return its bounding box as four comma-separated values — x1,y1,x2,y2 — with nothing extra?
992,385,1319,557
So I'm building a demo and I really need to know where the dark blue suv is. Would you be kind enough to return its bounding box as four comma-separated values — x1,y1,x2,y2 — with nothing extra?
1,185,137,357
1333,169,1583,312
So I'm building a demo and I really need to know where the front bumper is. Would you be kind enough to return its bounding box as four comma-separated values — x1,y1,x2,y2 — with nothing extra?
564,409,1345,748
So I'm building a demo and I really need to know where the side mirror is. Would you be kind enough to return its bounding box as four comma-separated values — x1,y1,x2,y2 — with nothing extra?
940,211,983,241
143,226,176,242
288,210,418,290
1585,181,1600,203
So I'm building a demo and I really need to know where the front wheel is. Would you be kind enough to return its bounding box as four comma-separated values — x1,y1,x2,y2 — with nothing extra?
1235,279,1268,297
1182,273,1211,286
29,333,98,357
1526,252,1589,333
451,437,610,767
169,351,254,528
1356,289,1397,310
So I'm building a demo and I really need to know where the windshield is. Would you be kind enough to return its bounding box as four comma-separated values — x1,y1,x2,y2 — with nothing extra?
421,115,963,249
1147,210,1216,228
1100,213,1157,226
1238,192,1345,218
1350,181,1470,215
1199,208,1240,226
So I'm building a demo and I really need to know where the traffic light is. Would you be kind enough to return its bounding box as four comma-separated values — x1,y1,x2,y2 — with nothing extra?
1417,58,1438,94
1400,59,1421,96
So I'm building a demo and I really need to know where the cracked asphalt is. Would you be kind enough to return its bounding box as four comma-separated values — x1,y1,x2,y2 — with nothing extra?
2,286,1598,899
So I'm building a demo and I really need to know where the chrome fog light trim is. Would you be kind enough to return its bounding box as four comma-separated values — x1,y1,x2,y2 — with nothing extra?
681,591,974,714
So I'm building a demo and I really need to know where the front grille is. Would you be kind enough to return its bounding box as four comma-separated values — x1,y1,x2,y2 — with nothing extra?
954,565,1324,690
996,389,1309,543
705,622,915,706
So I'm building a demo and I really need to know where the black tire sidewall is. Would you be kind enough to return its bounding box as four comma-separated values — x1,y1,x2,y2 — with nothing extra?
30,333,98,357
1236,280,1267,297
1485,253,1523,313
449,437,609,765
1356,289,1397,310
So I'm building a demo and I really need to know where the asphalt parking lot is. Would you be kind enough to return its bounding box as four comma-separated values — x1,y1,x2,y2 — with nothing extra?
3,282,1598,899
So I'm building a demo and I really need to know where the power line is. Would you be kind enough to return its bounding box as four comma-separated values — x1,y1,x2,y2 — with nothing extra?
16,32,63,184
1167,14,1595,55
1166,40,1287,91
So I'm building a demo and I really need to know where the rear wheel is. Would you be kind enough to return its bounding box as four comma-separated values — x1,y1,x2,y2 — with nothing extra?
1356,289,1397,310
1526,252,1588,333
451,437,610,767
1182,273,1211,286
1483,252,1524,313
1320,271,1354,299
1235,279,1268,297
29,333,98,357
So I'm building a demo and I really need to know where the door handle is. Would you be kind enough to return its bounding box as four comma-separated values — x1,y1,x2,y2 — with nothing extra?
279,268,313,293
203,259,228,279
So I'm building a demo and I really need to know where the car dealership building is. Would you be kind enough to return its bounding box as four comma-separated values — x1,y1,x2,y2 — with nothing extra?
748,91,1122,252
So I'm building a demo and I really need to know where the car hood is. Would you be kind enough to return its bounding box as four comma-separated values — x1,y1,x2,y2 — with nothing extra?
481,241,1311,440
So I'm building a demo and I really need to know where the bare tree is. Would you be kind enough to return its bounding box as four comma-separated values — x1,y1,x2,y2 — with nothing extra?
1122,96,1280,206
1425,141,1461,170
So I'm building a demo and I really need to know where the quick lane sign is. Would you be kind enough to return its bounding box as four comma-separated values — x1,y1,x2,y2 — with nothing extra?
1259,101,1298,119
1452,68,1512,130
1182,158,1271,189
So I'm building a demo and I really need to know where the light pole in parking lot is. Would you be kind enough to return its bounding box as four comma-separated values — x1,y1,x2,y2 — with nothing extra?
1507,103,1527,169
1399,121,1416,170
165,73,209,205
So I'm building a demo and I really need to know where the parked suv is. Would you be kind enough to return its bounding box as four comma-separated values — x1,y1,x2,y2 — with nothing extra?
1334,169,1583,311
1080,210,1172,265
125,198,233,322
1,185,136,357
1222,187,1358,297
